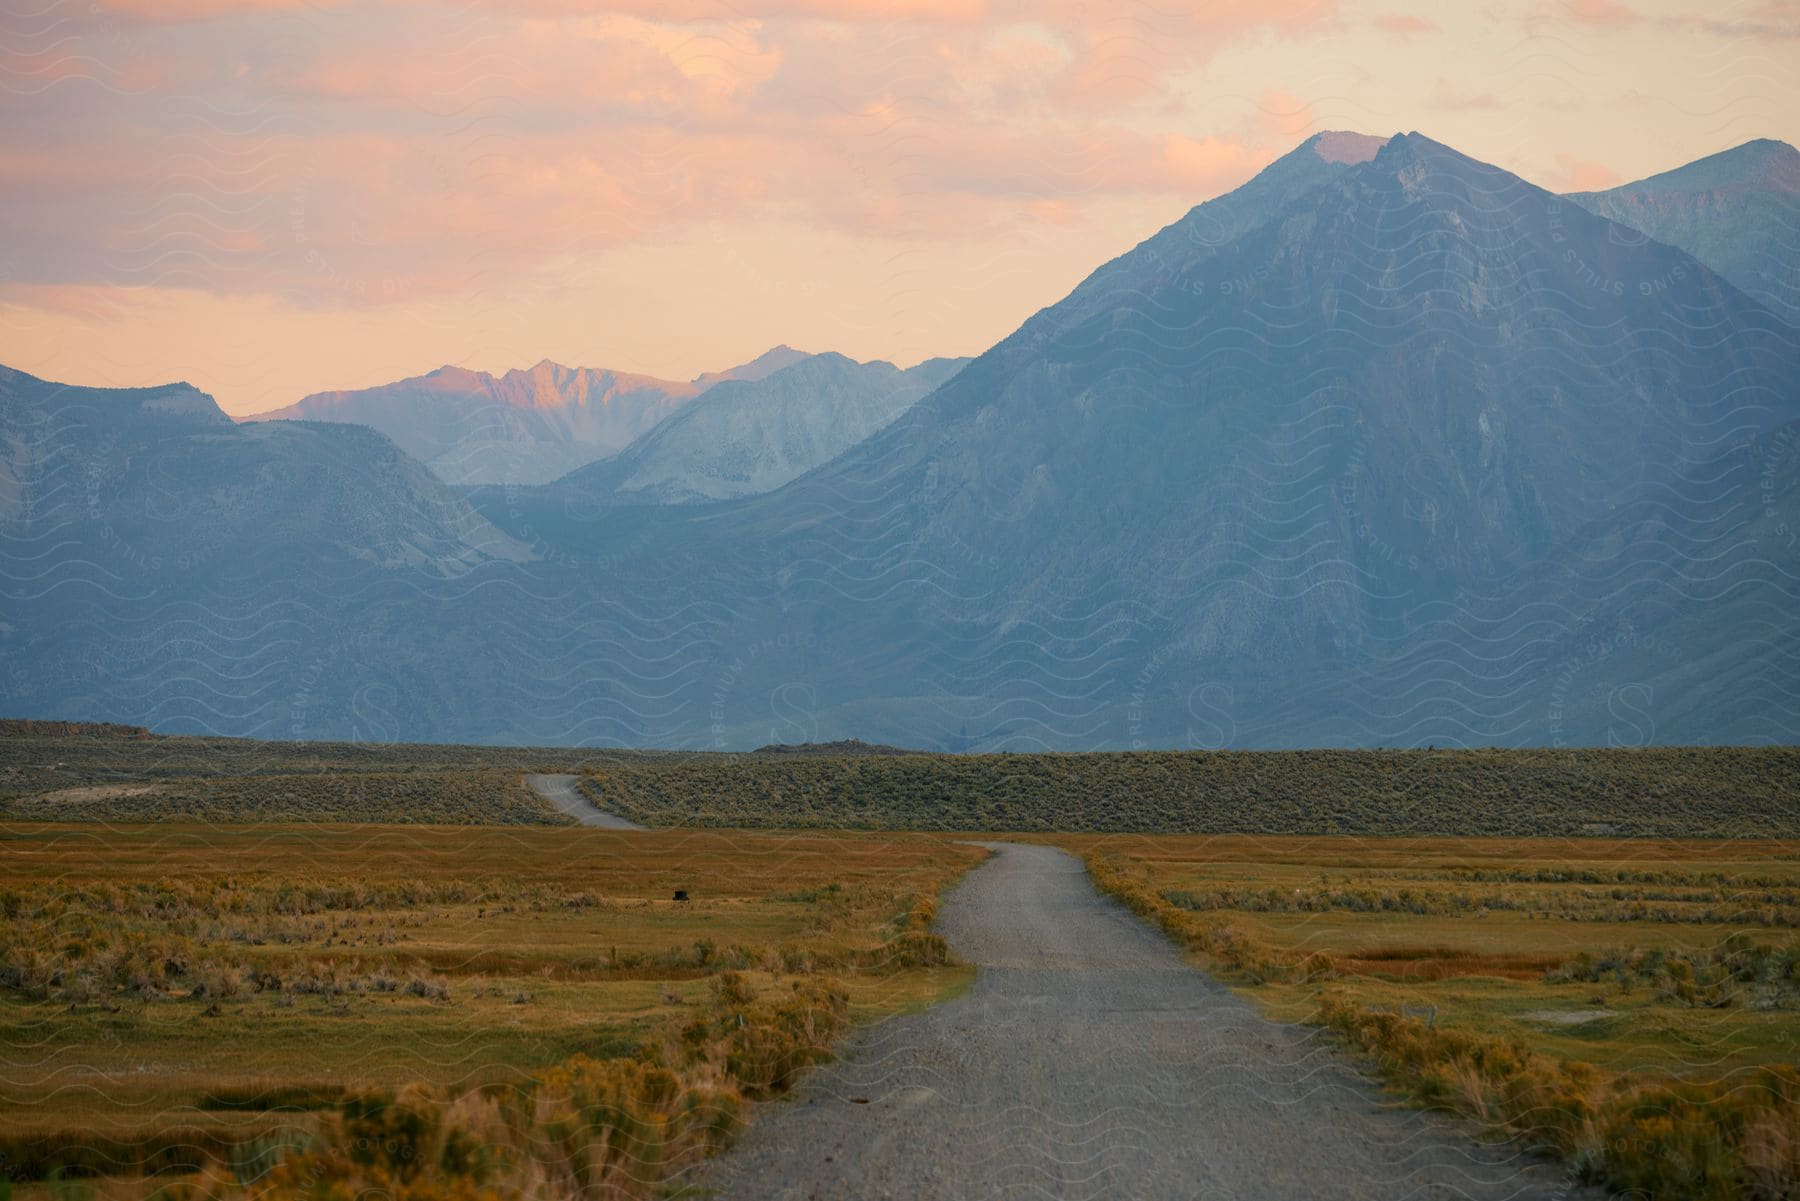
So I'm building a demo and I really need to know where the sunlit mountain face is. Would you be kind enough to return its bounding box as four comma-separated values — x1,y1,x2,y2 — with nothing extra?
242,347,815,486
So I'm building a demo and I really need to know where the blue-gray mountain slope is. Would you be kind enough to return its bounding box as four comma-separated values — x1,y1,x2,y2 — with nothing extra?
1568,138,1800,325
4,132,1797,749
558,352,969,506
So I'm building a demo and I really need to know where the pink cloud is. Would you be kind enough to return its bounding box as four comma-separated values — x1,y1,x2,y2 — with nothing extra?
1049,0,1336,111
14,0,1340,310
94,0,354,18
1565,0,1639,28
1252,88,1318,143
269,20,754,116
496,0,989,18
1428,77,1500,111
1548,153,1621,191
1161,134,1266,193
1026,198,1079,227
0,284,144,322
92,1,993,24
1373,13,1440,38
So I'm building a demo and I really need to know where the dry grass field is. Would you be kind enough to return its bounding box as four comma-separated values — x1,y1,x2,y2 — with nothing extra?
0,823,986,1192
4,730,1798,1199
6,729,1797,839
1068,835,1800,1199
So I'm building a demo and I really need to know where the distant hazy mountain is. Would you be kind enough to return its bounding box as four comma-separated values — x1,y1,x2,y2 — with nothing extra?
0,365,535,741
6,131,1798,750
244,346,814,485
691,346,814,390
561,353,969,506
0,366,524,568
1568,138,1800,324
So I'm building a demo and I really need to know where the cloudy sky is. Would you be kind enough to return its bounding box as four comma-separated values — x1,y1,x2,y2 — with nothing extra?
4,0,1796,414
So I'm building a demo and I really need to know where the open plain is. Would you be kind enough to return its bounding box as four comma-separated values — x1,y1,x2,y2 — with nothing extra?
2,732,1796,1199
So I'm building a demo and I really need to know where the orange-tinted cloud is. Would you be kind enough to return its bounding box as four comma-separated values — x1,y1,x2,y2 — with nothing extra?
1252,88,1318,142
1429,77,1500,111
0,284,144,323
8,0,1795,411
1566,0,1639,28
94,0,353,17
1161,134,1266,193
91,1,1019,25
1373,13,1440,37
4,0,1338,313
1548,153,1621,191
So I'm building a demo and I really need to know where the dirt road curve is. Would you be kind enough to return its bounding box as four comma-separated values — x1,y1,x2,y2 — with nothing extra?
523,773,642,829
697,842,1591,1201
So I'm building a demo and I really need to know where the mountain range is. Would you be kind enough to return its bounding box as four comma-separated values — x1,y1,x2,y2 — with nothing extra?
555,353,969,507
4,132,1796,750
245,346,812,485
240,137,1797,497
1570,138,1800,325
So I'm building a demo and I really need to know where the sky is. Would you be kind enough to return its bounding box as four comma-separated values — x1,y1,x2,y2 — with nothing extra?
3,0,1797,415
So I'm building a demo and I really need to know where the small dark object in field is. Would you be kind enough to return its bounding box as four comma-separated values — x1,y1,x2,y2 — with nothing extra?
673,889,689,901
848,1097,870,1104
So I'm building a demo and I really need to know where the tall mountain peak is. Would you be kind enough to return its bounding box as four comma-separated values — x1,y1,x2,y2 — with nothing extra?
1596,137,1800,196
693,345,813,388
1052,131,1403,321
1308,130,1390,165
1568,135,1800,321
1368,129,1484,172
421,364,494,390
558,351,965,504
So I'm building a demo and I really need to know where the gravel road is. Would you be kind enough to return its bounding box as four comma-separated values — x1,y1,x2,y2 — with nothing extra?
523,773,643,829
696,842,1592,1200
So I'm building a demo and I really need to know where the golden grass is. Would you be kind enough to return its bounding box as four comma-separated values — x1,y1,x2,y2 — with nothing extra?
1068,833,1800,1200
12,815,1799,1200
0,822,986,1188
